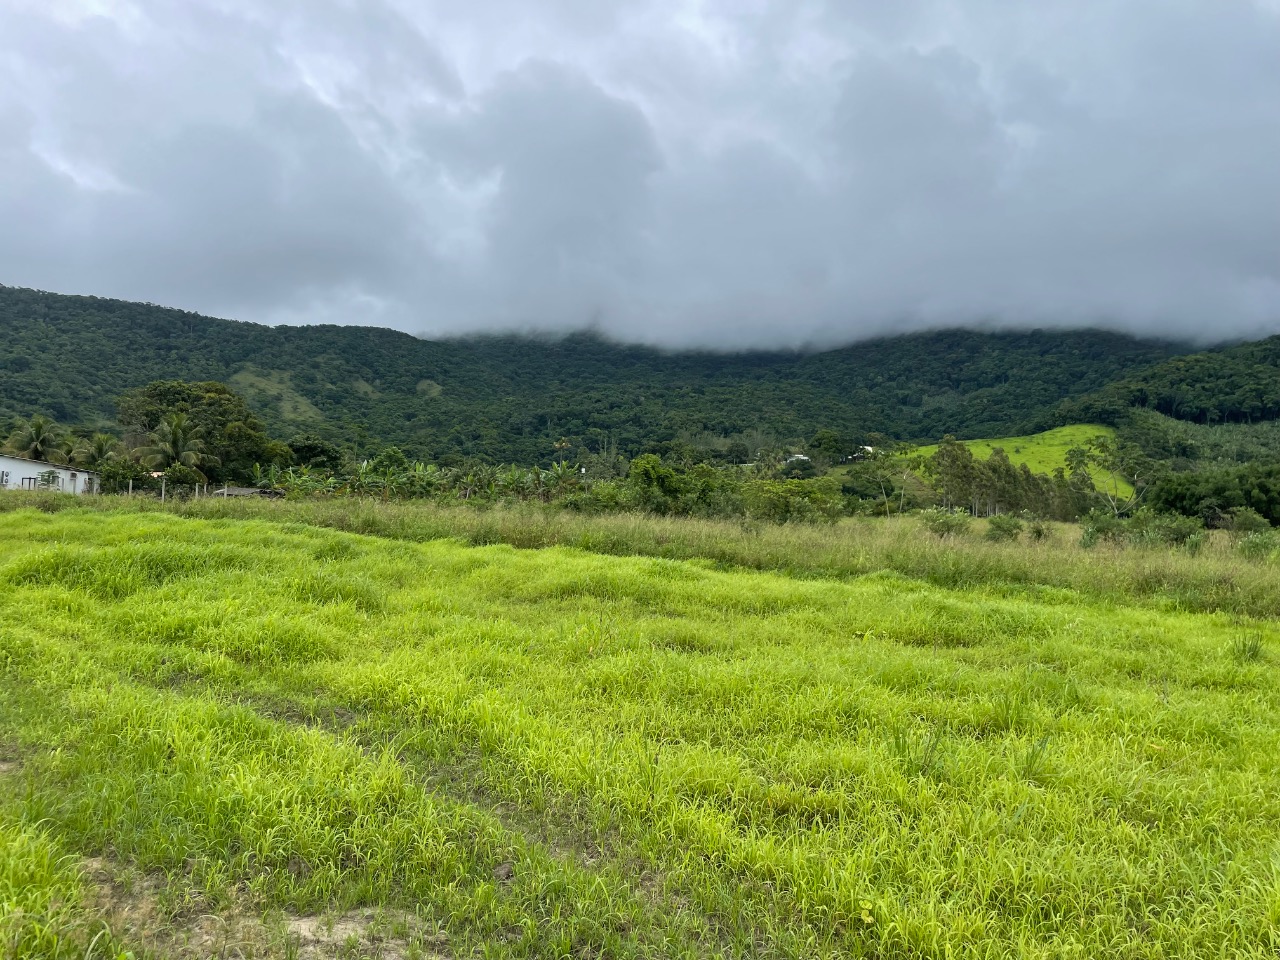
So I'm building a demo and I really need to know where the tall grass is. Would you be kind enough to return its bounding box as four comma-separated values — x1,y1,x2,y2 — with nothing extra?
1,507,1278,957
5,491,1280,618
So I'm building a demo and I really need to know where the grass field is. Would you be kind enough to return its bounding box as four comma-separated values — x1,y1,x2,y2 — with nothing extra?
2,502,1279,957
913,424,1131,497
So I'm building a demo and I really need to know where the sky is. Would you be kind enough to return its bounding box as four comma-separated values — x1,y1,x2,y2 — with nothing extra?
2,0,1279,349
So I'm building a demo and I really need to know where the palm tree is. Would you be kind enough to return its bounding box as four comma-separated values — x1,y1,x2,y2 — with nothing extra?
548,460,581,497
4,414,69,464
137,413,220,480
71,433,121,471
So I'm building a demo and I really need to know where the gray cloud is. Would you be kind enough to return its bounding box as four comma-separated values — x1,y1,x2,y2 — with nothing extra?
2,0,1279,347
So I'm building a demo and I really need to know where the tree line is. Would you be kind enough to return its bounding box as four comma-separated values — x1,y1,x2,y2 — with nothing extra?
8,376,1276,530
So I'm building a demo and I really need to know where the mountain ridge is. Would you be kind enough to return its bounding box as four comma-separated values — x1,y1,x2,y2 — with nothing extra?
0,284,1202,462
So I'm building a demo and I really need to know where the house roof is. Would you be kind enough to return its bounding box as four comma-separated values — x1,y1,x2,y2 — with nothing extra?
0,452,100,477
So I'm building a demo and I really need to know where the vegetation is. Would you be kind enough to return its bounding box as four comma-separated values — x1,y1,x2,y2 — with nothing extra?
1,285,1187,462
1,503,1278,958
1060,336,1280,425
3,414,69,464
913,424,1132,496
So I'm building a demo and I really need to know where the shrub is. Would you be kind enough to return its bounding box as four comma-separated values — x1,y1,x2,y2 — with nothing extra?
985,513,1024,542
1230,507,1272,535
1126,509,1204,549
1027,519,1051,542
919,507,972,538
1080,510,1125,548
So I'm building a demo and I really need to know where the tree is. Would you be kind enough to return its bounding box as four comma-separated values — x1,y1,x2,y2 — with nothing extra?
71,433,122,471
1081,436,1162,516
807,429,848,469
368,446,410,475
136,413,221,481
117,380,284,483
4,414,69,463
845,433,905,516
288,434,346,473
923,437,977,511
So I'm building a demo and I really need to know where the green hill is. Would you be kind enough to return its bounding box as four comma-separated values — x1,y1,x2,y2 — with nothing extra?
0,285,1190,462
913,424,1133,497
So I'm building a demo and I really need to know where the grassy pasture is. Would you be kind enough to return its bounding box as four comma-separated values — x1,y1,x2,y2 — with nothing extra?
2,505,1279,957
913,424,1131,496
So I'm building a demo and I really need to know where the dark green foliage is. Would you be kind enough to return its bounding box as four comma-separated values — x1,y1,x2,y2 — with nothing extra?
0,285,1186,463
1120,409,1280,470
117,380,288,483
96,457,154,494
288,434,346,472
1062,336,1280,426
806,429,849,467
1230,507,1272,534
163,463,206,489
1148,465,1280,526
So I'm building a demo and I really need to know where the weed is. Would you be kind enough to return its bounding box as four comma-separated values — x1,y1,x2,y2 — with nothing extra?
1229,633,1265,664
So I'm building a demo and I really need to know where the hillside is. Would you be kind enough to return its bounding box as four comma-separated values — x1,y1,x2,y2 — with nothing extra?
912,424,1133,497
1061,336,1280,426
1,285,1190,462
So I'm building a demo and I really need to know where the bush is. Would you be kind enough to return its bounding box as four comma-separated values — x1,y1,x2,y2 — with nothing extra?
1230,507,1272,535
1083,509,1204,549
985,513,1024,542
1027,519,1051,542
1126,509,1204,548
920,508,972,538
1080,510,1126,548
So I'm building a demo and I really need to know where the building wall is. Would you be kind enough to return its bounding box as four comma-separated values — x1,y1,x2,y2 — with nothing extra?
0,454,100,494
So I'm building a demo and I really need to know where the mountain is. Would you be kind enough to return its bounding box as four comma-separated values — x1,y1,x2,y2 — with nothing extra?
1059,336,1280,426
1,285,1191,462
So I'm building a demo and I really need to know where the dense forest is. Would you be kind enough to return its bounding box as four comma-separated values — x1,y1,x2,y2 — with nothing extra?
1,285,1190,463
1058,337,1280,426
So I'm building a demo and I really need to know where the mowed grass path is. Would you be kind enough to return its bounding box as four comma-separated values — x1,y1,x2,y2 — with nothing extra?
1,509,1278,958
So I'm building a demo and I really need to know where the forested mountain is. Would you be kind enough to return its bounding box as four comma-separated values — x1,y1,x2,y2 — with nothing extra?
1060,336,1280,426
1,285,1191,462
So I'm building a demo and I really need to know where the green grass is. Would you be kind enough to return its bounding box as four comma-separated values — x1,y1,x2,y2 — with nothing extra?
2,504,1279,957
7,492,1280,618
914,424,1131,496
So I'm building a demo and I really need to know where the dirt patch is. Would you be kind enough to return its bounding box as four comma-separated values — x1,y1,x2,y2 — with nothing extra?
287,909,450,959
82,856,450,959
0,760,17,776
83,858,270,958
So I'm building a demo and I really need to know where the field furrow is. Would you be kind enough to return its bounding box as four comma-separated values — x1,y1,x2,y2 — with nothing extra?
2,508,1279,958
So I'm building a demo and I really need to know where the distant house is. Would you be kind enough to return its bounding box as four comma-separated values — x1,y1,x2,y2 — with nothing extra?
0,454,100,495
785,454,811,464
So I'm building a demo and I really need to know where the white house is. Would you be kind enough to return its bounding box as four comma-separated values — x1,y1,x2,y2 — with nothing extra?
0,454,100,495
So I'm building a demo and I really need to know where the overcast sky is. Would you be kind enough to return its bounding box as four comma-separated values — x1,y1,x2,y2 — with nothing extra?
3,0,1279,348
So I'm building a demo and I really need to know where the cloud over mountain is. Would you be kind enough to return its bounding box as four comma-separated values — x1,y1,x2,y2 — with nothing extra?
3,0,1279,347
